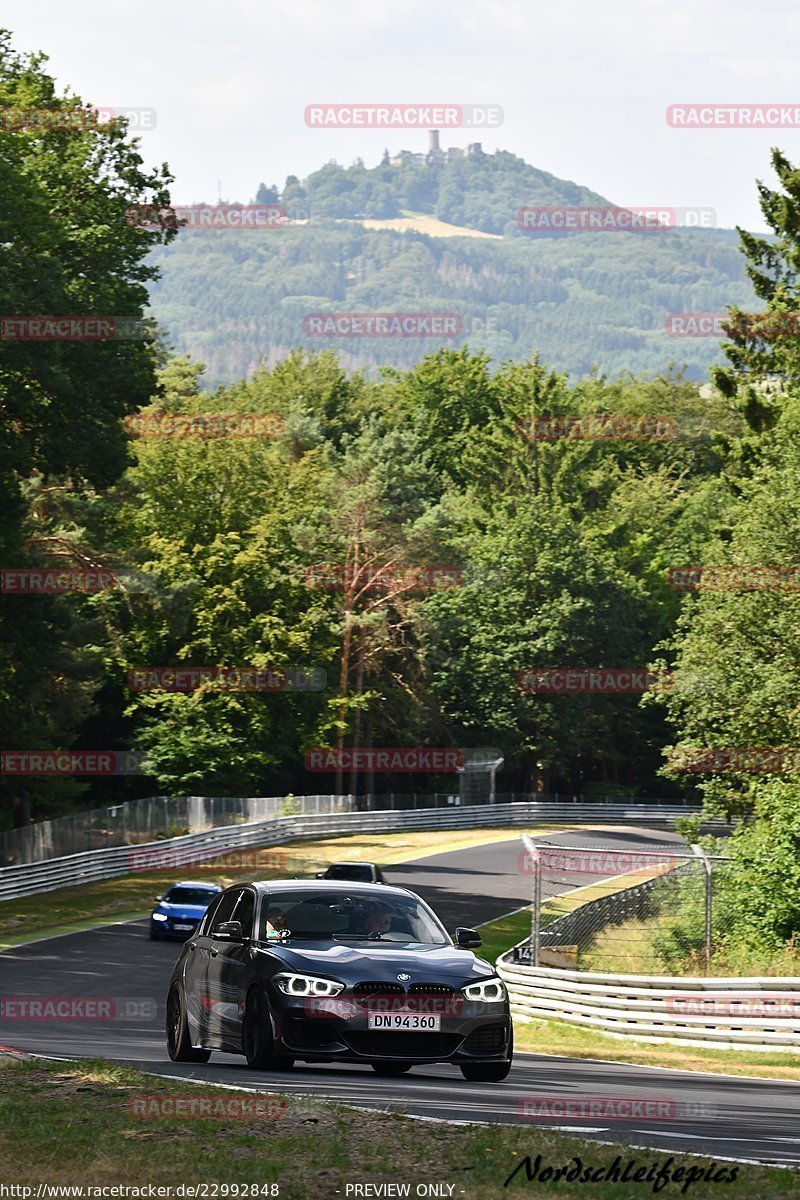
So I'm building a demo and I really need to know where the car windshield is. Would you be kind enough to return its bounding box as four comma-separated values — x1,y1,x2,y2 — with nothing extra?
163,887,217,906
326,864,374,881
260,889,449,945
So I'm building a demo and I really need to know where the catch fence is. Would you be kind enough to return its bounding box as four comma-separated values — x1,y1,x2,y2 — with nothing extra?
517,835,733,974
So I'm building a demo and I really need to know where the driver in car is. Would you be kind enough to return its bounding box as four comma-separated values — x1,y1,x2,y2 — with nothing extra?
364,904,392,935
266,905,289,934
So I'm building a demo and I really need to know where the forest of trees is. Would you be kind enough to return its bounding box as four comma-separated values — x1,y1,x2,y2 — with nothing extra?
147,218,753,388
5,31,800,960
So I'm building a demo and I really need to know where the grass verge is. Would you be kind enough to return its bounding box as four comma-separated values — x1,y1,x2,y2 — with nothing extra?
0,825,564,946
0,1056,791,1197
475,865,669,966
512,1018,800,1082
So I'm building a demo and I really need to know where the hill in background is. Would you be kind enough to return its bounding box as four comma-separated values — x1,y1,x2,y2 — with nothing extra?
146,145,755,387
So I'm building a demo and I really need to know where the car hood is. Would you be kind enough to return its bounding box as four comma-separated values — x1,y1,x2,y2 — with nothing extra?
255,940,494,983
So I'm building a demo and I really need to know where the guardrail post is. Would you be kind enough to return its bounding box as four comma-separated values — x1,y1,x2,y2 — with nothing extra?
532,851,541,967
691,843,713,974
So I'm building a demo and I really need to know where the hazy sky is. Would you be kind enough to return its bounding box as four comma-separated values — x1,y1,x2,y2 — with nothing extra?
6,0,800,231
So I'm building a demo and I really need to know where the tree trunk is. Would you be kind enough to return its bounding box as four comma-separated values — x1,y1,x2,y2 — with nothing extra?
348,624,366,798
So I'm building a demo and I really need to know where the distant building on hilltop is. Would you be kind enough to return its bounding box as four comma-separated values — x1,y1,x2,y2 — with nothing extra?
389,130,488,167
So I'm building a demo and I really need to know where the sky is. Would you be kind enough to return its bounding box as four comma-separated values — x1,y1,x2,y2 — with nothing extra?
5,0,800,231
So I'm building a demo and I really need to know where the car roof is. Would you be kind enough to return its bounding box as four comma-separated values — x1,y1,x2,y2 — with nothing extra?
327,860,377,868
252,879,409,898
167,881,222,890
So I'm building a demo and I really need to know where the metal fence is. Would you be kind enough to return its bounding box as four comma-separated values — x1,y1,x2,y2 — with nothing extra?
0,800,707,901
518,835,732,975
0,794,351,865
0,790,695,866
496,955,800,1051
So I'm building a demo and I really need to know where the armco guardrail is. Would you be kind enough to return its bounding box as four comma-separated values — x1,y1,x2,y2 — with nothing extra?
1,790,697,865
497,951,800,1050
0,800,703,901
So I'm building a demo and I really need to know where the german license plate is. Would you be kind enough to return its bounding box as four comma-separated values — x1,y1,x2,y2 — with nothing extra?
368,1012,441,1031
174,923,193,930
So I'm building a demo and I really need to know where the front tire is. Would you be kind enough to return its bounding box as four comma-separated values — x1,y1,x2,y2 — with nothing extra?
371,1061,413,1076
166,984,211,1063
242,989,295,1071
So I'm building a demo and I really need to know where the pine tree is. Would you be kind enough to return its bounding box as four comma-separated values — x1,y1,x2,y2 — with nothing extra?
714,149,800,430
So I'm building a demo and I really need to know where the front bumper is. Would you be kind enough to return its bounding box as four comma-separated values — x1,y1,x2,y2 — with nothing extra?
271,997,511,1064
150,917,199,940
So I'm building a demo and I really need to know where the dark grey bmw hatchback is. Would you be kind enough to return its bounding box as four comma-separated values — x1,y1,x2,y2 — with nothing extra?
166,879,513,1081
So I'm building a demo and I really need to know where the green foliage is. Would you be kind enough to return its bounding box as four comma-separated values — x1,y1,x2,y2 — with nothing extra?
146,220,754,389
0,30,174,822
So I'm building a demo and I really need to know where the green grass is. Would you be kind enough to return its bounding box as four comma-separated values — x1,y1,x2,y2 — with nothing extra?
0,1056,791,1197
478,906,532,963
511,1016,800,1081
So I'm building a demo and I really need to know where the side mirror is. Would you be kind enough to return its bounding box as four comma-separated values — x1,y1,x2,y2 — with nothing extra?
454,927,482,949
154,895,163,902
214,920,244,942
315,871,325,878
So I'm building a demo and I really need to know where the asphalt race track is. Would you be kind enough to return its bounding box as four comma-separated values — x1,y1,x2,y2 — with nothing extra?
2,827,799,1167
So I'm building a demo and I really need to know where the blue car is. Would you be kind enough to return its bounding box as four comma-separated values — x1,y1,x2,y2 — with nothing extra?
150,881,223,941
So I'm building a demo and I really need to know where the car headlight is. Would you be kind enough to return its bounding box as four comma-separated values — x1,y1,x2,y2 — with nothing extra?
462,977,507,1002
273,973,344,997
152,912,168,922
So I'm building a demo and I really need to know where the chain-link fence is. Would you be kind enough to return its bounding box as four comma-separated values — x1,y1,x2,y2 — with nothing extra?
0,794,351,865
1,791,695,866
517,836,732,975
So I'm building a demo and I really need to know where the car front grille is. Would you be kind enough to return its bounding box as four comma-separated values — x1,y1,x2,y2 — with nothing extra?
463,1023,508,1051
351,980,463,1014
353,981,405,1008
345,1031,462,1058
